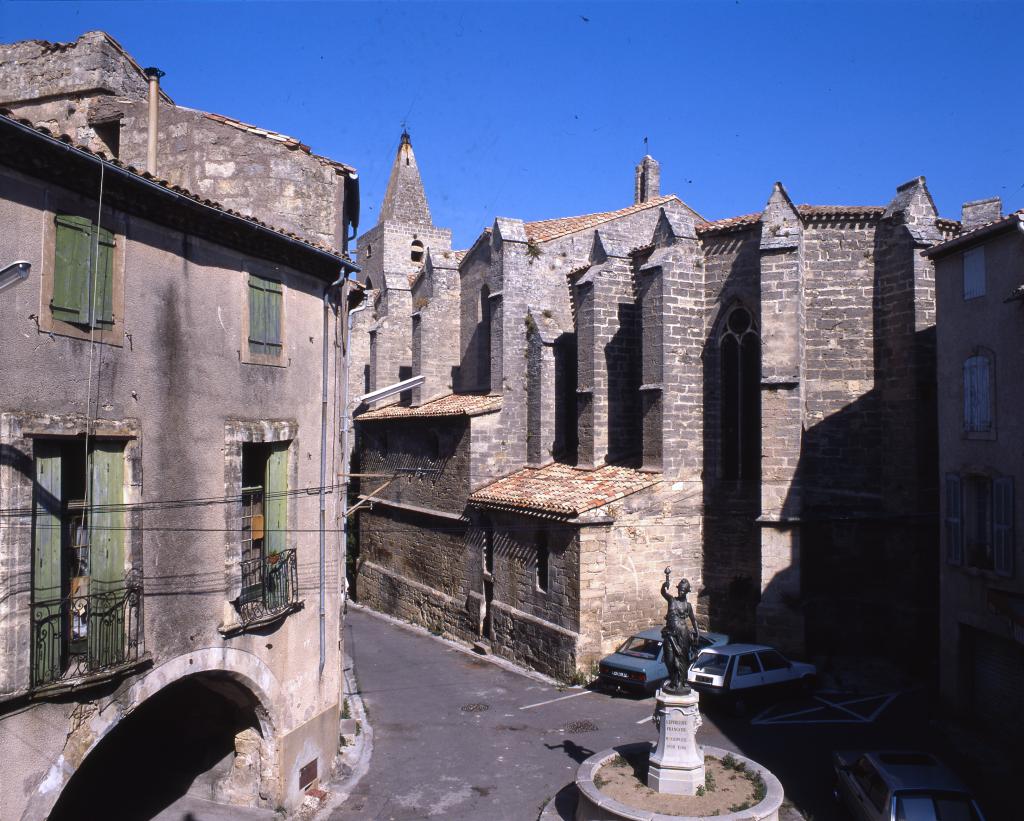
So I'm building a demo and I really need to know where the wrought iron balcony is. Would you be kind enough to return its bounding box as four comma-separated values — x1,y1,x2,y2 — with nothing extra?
31,581,143,691
238,548,299,627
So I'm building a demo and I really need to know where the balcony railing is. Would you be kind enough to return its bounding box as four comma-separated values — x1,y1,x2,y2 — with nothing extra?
31,582,143,690
239,548,298,626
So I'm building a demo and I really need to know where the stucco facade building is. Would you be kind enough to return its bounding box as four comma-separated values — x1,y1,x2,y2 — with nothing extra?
927,202,1024,737
0,33,358,820
350,139,958,680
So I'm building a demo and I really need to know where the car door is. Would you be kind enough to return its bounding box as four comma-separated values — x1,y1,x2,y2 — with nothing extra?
842,756,887,821
756,649,793,691
730,652,764,692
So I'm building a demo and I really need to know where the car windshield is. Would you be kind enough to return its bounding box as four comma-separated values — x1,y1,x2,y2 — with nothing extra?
690,652,729,675
895,791,981,821
617,637,662,659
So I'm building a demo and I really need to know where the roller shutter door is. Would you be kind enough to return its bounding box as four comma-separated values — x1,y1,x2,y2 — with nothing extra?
972,629,1024,735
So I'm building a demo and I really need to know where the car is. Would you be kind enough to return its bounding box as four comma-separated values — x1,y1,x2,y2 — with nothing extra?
832,750,986,821
597,627,729,694
686,643,816,713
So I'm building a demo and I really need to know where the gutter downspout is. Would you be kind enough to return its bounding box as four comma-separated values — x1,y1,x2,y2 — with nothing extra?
320,262,360,680
340,295,369,618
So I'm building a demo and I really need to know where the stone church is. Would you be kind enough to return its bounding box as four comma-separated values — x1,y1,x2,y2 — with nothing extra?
349,134,957,679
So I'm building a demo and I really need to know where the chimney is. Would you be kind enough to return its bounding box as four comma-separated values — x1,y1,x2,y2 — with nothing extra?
143,67,165,175
961,197,1001,230
634,155,660,204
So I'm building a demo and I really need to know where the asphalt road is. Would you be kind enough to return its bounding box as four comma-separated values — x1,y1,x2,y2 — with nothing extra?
333,606,1005,821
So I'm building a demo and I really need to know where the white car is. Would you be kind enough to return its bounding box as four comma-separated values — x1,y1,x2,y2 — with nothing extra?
686,643,816,713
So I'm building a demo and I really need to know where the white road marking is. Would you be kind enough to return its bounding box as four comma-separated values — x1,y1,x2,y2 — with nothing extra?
751,691,900,725
519,690,592,710
636,715,653,724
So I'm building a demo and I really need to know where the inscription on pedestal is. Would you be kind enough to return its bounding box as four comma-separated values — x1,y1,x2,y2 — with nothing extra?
648,688,705,795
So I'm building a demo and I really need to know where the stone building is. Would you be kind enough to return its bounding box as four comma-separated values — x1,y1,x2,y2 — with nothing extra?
0,34,359,820
926,201,1024,736
0,31,360,252
350,139,957,679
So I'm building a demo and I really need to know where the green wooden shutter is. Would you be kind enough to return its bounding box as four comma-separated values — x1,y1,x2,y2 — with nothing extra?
52,215,93,324
89,442,125,668
264,444,288,556
94,226,116,327
264,443,289,611
994,476,1014,577
32,442,63,686
248,274,283,356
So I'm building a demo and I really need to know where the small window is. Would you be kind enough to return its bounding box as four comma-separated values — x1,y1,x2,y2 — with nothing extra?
51,214,116,330
963,475,993,570
483,522,494,576
734,653,761,676
963,354,992,433
92,120,121,158
994,476,1014,577
411,239,424,263
536,532,549,593
758,650,789,671
963,247,985,299
365,244,373,260
248,274,283,360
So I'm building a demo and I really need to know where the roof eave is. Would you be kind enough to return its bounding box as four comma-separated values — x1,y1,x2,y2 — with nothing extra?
923,214,1024,258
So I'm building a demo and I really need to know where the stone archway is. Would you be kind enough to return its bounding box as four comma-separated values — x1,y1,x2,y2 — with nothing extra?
25,649,287,821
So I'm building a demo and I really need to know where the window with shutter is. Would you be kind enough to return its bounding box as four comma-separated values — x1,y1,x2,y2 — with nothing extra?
963,247,986,299
963,354,993,434
248,274,284,359
945,474,962,565
994,477,1014,577
51,214,116,329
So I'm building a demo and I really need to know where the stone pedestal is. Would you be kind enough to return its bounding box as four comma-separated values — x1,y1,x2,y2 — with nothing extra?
647,687,705,795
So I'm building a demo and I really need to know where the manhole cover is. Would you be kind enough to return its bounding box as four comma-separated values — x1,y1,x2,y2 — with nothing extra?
461,702,490,713
564,719,598,733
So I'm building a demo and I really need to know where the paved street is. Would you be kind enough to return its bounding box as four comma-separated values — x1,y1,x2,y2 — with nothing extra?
333,606,1006,821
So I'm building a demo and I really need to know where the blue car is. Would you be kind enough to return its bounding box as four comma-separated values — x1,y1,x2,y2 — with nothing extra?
597,627,730,694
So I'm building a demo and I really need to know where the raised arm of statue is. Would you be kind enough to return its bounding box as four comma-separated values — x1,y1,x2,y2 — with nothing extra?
661,581,673,604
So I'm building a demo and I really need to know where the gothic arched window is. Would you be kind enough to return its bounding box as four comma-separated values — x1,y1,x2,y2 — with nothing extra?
720,306,760,480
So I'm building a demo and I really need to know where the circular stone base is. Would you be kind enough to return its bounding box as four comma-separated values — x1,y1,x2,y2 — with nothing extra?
562,742,784,821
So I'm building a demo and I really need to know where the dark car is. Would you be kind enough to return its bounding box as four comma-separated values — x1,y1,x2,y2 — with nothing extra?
833,750,985,820
597,627,729,694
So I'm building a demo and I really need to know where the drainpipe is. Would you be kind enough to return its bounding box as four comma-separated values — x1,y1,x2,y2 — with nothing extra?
320,262,360,679
340,293,369,618
143,67,165,175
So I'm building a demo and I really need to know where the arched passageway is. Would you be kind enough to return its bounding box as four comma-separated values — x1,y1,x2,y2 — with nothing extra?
50,673,267,821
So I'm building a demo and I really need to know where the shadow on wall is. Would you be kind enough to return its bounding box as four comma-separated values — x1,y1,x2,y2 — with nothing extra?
47,673,266,821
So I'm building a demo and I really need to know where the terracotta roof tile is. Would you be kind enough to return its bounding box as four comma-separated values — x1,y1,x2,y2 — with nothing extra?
926,209,1023,256
524,195,681,243
796,204,885,219
357,393,501,421
0,111,356,266
696,212,760,234
469,463,658,517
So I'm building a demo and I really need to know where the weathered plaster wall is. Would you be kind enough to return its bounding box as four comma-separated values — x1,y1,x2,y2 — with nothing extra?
0,166,344,819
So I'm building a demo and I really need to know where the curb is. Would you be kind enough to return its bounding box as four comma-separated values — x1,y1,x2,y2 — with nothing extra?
310,656,374,818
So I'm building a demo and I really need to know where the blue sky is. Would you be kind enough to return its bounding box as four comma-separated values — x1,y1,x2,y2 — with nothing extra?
2,1,1021,248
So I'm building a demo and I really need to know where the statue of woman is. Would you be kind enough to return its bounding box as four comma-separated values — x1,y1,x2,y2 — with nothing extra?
661,567,699,693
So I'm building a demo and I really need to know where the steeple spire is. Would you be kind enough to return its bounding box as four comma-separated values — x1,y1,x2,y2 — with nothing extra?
379,130,432,226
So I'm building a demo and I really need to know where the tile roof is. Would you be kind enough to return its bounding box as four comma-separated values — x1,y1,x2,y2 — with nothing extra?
698,205,910,235
204,112,356,173
468,463,659,517
696,212,761,234
925,209,1023,257
0,111,356,265
524,195,681,243
357,393,502,421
